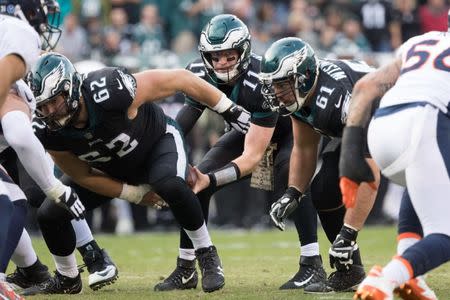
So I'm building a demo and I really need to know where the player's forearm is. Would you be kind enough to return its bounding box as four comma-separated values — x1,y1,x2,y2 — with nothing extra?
177,70,224,108
347,59,401,127
70,170,124,199
1,111,60,191
232,124,274,177
345,80,379,127
288,146,317,193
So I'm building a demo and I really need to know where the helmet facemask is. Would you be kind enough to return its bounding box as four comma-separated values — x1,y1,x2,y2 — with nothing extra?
261,75,302,116
35,89,80,131
5,0,62,50
200,40,251,84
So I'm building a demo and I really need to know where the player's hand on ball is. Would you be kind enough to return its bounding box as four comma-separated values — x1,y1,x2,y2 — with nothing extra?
191,167,210,194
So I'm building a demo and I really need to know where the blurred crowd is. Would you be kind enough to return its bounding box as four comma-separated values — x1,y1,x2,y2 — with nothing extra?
33,0,447,234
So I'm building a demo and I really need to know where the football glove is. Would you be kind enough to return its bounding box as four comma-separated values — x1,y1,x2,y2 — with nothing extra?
56,186,85,220
269,186,303,231
221,104,251,134
339,126,375,208
329,234,358,271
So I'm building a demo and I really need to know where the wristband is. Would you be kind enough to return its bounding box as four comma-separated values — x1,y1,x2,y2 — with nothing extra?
208,162,241,188
211,93,233,113
120,183,152,204
43,180,66,202
285,186,302,201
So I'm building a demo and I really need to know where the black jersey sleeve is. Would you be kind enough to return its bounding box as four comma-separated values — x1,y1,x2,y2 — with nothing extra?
184,59,209,110
32,118,68,151
82,67,137,111
250,111,278,128
175,104,204,136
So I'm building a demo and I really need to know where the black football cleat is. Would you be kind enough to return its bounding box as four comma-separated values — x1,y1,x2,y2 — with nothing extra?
6,258,51,289
304,264,366,293
279,255,327,290
21,271,82,295
195,245,225,293
81,248,119,290
154,257,198,291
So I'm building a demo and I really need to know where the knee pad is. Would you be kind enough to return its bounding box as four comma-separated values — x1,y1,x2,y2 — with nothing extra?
153,176,192,207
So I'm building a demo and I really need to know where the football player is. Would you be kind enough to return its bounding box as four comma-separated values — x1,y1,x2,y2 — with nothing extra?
155,14,325,292
24,52,251,294
341,28,450,300
0,1,62,299
259,37,381,293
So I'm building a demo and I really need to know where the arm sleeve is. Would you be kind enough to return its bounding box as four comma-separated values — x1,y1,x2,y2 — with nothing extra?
250,111,278,128
175,104,204,136
2,111,60,191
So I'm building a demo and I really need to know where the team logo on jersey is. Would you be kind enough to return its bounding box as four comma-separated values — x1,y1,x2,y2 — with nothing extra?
117,69,137,98
38,61,65,102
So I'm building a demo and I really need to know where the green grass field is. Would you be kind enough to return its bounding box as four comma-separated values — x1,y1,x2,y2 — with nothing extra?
18,226,450,299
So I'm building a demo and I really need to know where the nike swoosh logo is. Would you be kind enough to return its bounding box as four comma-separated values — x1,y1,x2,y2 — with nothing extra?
293,274,314,287
96,266,115,277
117,78,124,90
335,95,342,108
181,272,195,284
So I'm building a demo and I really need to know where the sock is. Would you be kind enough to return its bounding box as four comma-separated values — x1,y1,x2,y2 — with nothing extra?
0,199,27,272
77,240,101,257
397,232,421,255
183,222,212,250
382,256,412,287
11,229,37,268
0,272,5,281
72,219,94,248
179,248,196,261
52,253,79,278
300,242,320,257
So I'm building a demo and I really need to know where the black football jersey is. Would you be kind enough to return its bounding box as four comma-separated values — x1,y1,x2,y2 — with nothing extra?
185,54,291,144
292,59,374,137
34,67,167,184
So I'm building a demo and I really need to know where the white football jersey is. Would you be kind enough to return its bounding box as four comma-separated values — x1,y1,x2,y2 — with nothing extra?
0,14,41,73
0,14,39,153
380,31,450,113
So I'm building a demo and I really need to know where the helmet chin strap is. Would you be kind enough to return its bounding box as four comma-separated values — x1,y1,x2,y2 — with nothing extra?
214,65,239,82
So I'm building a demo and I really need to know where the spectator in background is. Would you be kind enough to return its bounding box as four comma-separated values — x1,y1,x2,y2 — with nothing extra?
111,0,142,24
286,0,319,49
171,30,198,68
356,0,395,52
56,13,89,62
133,4,167,67
338,17,372,54
418,0,448,33
391,0,420,49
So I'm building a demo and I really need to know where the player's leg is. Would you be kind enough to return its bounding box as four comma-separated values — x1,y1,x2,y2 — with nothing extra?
22,180,113,295
149,121,224,292
67,179,118,290
393,190,437,300
305,142,367,293
274,139,326,290
356,106,447,299
0,173,28,280
1,152,50,289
